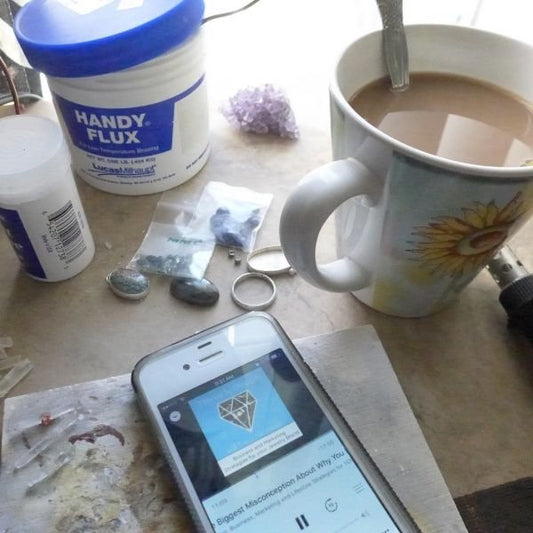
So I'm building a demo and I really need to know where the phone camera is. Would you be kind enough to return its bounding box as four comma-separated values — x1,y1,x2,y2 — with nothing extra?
169,411,181,423
183,363,191,371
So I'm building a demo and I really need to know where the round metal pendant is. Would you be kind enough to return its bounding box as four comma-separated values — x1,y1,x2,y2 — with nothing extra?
246,245,295,276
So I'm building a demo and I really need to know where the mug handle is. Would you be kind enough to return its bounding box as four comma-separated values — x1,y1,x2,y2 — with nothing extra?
280,158,381,292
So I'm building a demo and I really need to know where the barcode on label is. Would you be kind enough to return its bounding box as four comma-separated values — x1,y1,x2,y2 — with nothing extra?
47,201,87,263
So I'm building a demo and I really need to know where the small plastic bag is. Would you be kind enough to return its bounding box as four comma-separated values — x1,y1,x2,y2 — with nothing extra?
197,181,273,252
128,197,216,279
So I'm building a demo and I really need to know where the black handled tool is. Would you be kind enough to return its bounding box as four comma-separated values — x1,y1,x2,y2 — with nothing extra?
487,245,533,340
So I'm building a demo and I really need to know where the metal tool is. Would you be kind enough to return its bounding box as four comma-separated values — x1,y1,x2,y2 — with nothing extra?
487,245,533,339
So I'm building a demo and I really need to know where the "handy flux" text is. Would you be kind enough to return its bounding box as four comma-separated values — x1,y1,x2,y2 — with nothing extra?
74,110,146,145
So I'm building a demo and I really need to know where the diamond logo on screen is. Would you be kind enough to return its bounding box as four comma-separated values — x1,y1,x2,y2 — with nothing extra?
218,391,257,431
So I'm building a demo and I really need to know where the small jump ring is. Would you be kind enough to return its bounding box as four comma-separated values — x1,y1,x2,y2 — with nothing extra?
231,272,277,311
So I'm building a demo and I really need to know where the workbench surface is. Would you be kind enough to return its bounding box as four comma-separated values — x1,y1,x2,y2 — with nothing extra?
1,1,533,531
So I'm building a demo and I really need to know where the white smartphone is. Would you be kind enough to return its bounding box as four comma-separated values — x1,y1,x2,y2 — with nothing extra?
132,312,420,533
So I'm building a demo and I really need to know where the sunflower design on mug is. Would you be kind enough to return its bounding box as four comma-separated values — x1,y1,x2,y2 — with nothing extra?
408,192,527,277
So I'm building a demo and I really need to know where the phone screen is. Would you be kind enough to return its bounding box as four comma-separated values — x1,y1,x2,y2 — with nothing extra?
158,348,401,533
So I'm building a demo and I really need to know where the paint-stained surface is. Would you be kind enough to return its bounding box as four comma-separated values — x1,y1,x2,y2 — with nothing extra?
0,376,191,532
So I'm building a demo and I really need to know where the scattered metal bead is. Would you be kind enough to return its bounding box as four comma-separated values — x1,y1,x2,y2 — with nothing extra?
106,268,150,301
170,277,219,307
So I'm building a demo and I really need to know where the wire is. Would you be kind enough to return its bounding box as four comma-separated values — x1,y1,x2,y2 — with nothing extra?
203,0,262,24
0,54,21,115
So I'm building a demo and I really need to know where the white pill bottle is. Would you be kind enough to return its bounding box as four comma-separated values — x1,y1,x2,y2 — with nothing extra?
15,0,209,196
0,115,95,281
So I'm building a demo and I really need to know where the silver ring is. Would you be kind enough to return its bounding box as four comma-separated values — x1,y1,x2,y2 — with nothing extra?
231,272,277,311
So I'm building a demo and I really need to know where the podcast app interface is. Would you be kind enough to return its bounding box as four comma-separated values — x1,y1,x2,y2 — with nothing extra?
159,350,400,533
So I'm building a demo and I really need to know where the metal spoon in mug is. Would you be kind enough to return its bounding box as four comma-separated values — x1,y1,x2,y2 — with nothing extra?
376,0,409,91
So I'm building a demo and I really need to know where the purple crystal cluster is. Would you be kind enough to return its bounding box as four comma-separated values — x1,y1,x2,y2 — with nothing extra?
221,84,299,139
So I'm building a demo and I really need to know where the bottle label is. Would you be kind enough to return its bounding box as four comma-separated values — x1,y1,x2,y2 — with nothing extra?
0,182,94,281
0,207,46,278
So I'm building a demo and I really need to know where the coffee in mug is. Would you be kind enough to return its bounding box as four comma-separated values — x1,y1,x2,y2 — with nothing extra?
350,72,533,167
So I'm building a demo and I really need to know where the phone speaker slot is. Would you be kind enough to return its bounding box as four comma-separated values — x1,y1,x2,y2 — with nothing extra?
198,350,223,365
197,341,212,349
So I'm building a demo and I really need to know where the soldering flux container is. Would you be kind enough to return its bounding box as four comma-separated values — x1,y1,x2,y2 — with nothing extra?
15,0,209,196
0,115,95,281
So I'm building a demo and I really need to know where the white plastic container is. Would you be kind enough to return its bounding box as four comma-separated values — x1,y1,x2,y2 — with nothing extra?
15,0,209,196
0,115,95,281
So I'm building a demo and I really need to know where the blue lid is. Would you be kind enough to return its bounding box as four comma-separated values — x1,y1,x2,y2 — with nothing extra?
15,0,204,78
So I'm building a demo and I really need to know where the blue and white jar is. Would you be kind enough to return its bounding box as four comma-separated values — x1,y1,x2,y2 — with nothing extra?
15,0,209,195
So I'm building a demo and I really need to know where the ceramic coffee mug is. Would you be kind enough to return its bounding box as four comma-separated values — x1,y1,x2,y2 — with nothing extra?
280,25,533,317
